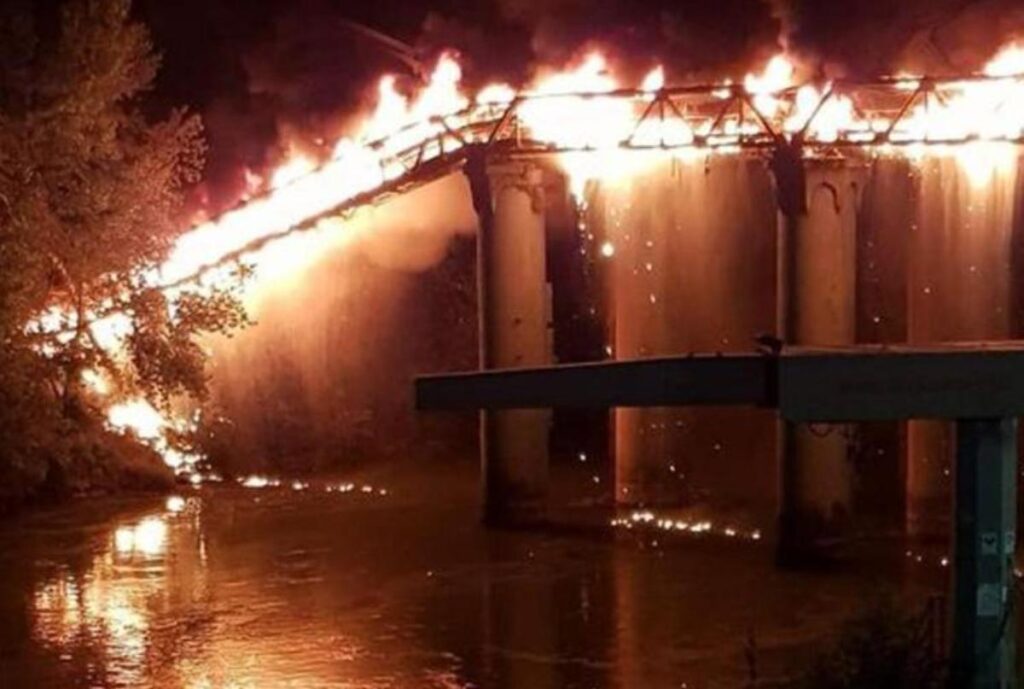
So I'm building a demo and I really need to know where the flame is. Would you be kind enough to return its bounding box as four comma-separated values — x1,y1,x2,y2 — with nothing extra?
515,53,636,195
29,43,1024,473
984,44,1024,77
744,54,796,118
640,66,665,93
56,41,1024,302
610,509,762,542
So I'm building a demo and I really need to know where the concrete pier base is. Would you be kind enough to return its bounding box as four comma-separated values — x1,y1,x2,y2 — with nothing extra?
776,162,860,561
471,158,552,526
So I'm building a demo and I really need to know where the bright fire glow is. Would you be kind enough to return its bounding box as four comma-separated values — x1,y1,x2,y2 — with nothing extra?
30,43,1024,472
745,54,796,118
114,517,168,558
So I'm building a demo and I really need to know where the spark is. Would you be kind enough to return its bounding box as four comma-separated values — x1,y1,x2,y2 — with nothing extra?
165,496,186,513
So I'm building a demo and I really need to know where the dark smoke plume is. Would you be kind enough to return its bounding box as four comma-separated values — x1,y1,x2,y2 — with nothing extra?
770,0,1024,76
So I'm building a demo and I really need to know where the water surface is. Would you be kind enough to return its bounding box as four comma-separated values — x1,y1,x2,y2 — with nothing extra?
0,465,939,688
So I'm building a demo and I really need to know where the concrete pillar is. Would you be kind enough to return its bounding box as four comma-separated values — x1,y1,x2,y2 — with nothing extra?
610,162,684,507
608,157,776,510
472,157,551,526
855,158,914,528
907,156,1016,539
775,157,860,560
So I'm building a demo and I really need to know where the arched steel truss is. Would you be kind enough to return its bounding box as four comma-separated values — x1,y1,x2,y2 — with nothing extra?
171,72,1024,287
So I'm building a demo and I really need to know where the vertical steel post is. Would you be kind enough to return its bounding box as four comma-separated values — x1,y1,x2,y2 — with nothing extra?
952,417,1017,689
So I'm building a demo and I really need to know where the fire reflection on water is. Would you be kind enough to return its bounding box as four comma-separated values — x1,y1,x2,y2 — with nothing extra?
114,516,169,557
30,497,206,687
9,479,944,688
23,484,401,688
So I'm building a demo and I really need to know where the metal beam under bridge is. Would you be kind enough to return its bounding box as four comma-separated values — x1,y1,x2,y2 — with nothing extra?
416,344,1024,689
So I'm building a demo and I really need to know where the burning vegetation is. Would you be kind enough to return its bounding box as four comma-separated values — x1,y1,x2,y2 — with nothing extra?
0,0,245,507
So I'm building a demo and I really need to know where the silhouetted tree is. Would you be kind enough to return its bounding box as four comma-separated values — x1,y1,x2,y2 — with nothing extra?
0,0,244,505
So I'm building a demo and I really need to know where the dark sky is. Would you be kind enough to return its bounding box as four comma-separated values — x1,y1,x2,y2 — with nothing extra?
123,0,1023,212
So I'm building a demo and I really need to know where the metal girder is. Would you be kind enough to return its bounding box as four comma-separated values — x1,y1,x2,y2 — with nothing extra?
163,70,1024,289
418,346,1024,689
416,353,770,410
779,345,1024,421
416,344,1024,422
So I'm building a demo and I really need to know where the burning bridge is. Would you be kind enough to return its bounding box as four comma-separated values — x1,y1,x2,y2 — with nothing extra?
149,52,1024,688
167,61,1024,286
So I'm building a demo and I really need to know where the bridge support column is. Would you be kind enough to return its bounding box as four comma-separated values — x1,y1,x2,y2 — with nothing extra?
951,417,1017,689
907,157,1015,539
469,156,551,526
612,191,678,507
774,155,859,561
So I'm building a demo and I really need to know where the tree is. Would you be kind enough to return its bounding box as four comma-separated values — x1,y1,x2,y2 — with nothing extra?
0,0,245,506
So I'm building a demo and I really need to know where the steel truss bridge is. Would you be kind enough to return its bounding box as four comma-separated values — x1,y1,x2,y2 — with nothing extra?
173,71,1024,287
173,71,1024,686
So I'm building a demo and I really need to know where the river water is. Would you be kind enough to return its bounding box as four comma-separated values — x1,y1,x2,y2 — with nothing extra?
0,462,942,689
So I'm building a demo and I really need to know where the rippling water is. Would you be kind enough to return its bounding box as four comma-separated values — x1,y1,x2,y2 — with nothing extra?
0,465,940,688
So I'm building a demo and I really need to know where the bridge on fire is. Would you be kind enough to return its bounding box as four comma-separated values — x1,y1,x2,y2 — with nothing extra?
184,69,1024,689
400,76,1022,689
171,70,1024,287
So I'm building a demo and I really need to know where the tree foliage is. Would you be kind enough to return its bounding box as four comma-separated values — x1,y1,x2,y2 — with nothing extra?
0,0,245,505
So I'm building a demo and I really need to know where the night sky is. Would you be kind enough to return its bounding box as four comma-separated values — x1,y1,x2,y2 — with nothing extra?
105,0,1024,211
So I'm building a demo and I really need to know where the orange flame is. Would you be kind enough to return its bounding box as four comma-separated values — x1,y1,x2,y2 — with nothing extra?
29,43,1024,472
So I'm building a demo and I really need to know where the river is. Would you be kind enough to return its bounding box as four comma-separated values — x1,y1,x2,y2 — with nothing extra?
0,461,943,689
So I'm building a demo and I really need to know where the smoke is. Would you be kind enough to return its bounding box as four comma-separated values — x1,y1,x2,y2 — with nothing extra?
204,173,479,474
137,0,423,214
135,0,1024,218
767,0,1024,76
355,175,478,272
418,0,780,83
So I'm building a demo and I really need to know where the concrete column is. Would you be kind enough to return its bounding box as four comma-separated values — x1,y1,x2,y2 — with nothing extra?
610,162,682,507
855,158,914,528
472,157,551,526
609,157,776,510
775,157,859,561
907,157,1016,539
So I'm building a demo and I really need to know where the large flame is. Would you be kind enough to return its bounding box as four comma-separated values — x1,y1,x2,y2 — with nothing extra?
42,42,1024,473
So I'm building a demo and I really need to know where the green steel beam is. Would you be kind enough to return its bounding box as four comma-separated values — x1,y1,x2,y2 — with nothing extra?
952,418,1017,689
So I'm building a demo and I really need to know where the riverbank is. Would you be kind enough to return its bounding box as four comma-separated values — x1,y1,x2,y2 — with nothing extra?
0,428,174,517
